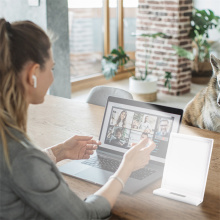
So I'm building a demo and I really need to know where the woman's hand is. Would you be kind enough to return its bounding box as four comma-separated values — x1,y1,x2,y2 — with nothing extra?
51,135,101,162
122,138,156,172
95,138,156,208
63,135,100,160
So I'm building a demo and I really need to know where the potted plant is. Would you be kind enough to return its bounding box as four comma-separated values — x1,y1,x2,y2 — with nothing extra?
128,60,158,101
172,8,220,84
102,33,172,102
102,47,130,79
102,47,158,101
129,32,171,101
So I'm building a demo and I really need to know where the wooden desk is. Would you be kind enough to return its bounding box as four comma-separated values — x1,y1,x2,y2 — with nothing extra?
27,95,220,220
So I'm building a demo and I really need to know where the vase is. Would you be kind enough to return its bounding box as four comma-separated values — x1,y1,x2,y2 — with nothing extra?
129,75,157,101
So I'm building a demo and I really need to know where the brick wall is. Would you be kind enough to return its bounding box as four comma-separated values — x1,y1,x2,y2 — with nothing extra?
135,0,193,95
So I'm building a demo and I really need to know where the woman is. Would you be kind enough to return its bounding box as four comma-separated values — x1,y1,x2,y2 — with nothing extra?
115,110,127,127
0,19,155,220
140,115,152,132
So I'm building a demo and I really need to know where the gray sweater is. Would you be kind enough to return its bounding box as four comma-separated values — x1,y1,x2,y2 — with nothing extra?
0,128,111,220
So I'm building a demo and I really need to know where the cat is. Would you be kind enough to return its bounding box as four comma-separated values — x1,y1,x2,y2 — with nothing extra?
182,54,220,132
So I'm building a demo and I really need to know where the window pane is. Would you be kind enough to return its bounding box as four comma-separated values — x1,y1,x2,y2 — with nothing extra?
123,0,138,69
68,0,103,80
110,0,118,52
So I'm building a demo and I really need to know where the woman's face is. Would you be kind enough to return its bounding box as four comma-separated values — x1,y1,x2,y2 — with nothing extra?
30,49,54,104
120,111,126,120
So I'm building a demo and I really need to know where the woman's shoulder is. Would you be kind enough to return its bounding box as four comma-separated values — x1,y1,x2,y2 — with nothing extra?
8,127,34,149
1,127,44,166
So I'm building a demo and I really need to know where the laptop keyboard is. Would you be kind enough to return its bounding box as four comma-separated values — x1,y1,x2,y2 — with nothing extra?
82,156,156,180
82,156,120,173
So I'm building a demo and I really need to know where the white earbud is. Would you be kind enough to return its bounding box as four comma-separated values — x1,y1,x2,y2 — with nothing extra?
32,75,37,88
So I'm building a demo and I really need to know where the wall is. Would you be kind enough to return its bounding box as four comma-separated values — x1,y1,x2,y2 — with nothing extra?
47,0,71,98
0,0,71,98
136,0,193,95
0,0,47,28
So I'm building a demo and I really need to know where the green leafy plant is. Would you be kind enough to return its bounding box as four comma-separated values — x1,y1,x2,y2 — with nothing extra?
138,32,169,39
172,45,194,61
172,8,220,72
102,47,130,79
102,32,170,81
164,71,172,90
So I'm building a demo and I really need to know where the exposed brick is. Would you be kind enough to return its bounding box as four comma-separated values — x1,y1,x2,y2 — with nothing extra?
148,1,160,4
156,62,168,66
148,17,162,21
181,78,192,83
153,39,165,44
151,6,165,10
179,18,189,22
167,12,179,17
180,88,191,94
167,40,179,45
180,30,188,34
155,12,168,16
163,46,173,51
182,67,191,72
165,7,179,11
138,5,150,9
154,51,166,55
183,12,192,16
184,24,191,28
184,0,193,4
163,18,179,22
180,6,189,11
136,0,192,95
152,56,162,60
163,1,179,5
166,30,179,35
163,57,178,62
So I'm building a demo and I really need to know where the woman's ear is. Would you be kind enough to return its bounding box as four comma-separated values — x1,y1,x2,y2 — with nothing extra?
27,63,40,88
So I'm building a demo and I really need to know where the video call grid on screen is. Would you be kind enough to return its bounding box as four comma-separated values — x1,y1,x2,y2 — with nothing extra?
99,101,181,162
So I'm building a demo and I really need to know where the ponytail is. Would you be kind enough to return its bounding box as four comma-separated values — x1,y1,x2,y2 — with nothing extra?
0,20,12,75
0,18,51,170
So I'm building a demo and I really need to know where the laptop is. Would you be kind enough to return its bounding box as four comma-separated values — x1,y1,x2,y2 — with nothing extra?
59,96,183,194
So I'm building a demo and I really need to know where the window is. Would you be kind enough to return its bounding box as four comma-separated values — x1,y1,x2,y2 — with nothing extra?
68,0,137,82
123,0,138,69
68,0,103,80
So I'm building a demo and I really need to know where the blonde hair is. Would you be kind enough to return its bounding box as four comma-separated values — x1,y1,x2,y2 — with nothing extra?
0,18,51,169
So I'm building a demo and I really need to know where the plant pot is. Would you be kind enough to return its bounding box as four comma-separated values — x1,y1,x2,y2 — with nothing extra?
129,75,157,102
191,61,213,84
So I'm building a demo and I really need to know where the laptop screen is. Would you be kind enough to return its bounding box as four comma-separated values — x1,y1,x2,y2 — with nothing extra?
99,96,183,163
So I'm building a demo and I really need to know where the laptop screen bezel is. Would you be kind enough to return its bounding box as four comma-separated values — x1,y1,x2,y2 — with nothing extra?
98,96,183,159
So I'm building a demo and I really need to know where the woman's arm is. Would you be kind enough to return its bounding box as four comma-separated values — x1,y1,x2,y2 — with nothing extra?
43,135,100,163
11,148,111,220
11,137,154,219
95,138,155,208
42,137,155,211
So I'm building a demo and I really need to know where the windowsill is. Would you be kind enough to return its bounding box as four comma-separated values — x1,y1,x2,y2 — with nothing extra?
71,68,134,92
71,73,103,83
